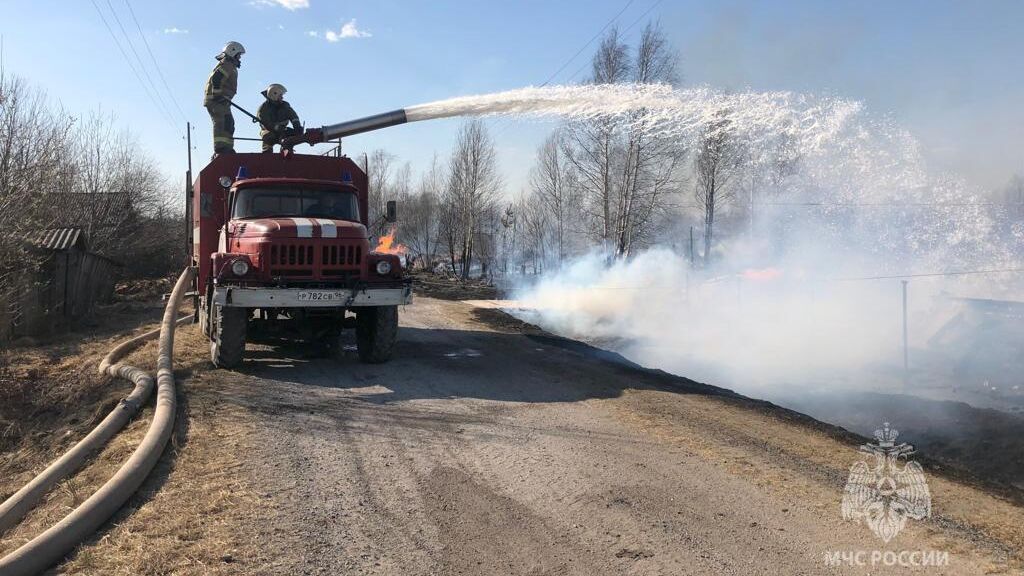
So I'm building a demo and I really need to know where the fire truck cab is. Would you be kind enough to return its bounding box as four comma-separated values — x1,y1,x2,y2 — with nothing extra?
189,153,411,368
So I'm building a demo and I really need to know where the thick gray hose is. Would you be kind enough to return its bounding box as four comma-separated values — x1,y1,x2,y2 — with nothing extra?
0,267,194,576
0,317,189,535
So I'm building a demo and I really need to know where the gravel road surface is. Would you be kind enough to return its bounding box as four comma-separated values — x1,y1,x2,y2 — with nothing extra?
194,297,1023,575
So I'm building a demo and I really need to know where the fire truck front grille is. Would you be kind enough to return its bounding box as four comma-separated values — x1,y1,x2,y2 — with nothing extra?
270,244,314,266
322,245,362,267
268,242,361,279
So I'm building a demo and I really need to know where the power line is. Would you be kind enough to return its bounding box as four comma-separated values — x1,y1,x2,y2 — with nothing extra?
490,0,640,140
123,0,188,123
524,267,1024,291
538,0,637,88
103,0,178,127
563,0,665,84
755,201,1020,207
90,0,177,131
829,268,1024,282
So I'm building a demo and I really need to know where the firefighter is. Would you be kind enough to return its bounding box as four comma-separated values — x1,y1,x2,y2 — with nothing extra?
203,41,245,155
257,83,302,153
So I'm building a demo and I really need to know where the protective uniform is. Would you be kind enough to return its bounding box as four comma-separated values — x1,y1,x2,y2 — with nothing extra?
204,42,244,154
256,84,302,153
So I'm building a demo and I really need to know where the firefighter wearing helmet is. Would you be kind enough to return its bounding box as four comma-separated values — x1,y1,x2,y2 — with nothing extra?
257,83,302,153
203,41,245,155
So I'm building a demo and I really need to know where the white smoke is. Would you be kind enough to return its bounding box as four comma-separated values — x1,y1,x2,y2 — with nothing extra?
477,85,1024,406
513,248,896,392
513,241,1023,399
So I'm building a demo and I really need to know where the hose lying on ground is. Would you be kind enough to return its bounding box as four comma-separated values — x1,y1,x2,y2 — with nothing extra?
0,267,194,576
0,317,190,534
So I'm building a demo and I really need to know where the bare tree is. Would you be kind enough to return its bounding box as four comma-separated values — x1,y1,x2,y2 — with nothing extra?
442,120,502,279
365,148,395,235
529,130,580,267
562,23,684,258
404,155,443,268
694,111,744,265
67,111,166,255
1001,173,1024,205
392,161,413,204
0,73,74,281
633,21,678,86
1,71,185,323
518,190,550,275
497,203,517,275
611,22,683,257
563,28,630,246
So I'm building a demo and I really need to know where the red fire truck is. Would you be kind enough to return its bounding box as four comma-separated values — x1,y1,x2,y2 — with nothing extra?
189,151,411,368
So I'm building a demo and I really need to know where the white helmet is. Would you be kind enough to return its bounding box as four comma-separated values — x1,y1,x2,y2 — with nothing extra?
221,41,246,59
264,83,287,102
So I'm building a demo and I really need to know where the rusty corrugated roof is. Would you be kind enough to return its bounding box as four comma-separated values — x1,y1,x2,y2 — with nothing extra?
34,228,88,251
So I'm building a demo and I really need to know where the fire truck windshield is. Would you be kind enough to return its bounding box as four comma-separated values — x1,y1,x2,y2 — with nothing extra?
233,187,361,221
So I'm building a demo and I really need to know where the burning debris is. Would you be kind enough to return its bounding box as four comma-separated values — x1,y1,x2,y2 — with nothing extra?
742,267,784,281
374,226,408,257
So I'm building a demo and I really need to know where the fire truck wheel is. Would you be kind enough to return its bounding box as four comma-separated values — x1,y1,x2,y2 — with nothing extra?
210,305,248,368
356,305,397,363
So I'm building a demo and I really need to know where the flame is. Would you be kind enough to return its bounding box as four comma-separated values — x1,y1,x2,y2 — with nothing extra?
742,267,783,281
374,226,408,255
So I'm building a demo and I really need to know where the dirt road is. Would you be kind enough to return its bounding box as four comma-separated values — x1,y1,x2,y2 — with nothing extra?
131,296,1012,576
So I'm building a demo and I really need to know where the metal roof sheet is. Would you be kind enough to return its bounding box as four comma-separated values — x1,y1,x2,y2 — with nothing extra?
34,228,88,251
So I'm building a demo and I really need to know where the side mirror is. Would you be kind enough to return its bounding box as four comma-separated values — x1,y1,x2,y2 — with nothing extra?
386,200,397,223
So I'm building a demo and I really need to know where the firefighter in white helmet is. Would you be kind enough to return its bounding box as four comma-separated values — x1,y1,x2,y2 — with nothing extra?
203,41,245,155
256,83,302,153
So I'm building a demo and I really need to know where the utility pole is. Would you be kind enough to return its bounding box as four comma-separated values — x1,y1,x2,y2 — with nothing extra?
186,122,193,176
185,122,193,253
748,181,754,240
901,280,909,390
689,226,695,265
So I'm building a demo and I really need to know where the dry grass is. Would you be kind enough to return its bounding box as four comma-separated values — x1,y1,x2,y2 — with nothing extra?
0,297,269,574
605,390,1024,570
0,307,165,509
0,317,165,553
53,324,269,575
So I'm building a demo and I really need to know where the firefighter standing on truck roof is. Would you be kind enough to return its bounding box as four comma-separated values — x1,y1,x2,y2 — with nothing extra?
204,41,245,155
257,83,302,153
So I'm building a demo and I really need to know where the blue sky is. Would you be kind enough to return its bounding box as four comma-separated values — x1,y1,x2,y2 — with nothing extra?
2,0,1023,196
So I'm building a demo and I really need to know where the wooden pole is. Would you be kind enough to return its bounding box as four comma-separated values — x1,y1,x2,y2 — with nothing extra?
689,226,695,264
902,280,909,389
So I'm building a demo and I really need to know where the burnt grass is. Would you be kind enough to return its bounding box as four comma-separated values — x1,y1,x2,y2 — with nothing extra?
783,391,1024,494
419,267,1024,497
410,270,499,301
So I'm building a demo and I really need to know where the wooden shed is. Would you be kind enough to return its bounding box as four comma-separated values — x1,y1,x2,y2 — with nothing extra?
1,228,121,342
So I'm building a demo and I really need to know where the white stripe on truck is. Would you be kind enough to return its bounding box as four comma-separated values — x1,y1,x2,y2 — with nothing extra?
315,219,337,238
291,217,314,238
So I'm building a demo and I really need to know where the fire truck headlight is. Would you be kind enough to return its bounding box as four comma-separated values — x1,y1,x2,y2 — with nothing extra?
218,176,233,188
230,258,250,276
375,260,392,275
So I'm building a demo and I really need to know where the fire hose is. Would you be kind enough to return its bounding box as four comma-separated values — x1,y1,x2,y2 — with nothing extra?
0,267,195,575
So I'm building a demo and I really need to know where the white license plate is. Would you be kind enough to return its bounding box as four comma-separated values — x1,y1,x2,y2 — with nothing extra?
296,290,348,302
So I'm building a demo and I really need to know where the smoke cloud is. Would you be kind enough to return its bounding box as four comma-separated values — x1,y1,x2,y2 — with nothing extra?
494,85,1024,416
